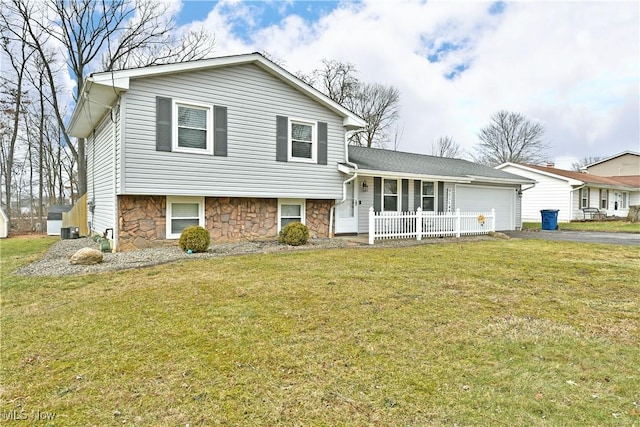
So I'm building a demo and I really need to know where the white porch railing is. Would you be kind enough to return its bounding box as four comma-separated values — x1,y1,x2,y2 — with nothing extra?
368,207,496,244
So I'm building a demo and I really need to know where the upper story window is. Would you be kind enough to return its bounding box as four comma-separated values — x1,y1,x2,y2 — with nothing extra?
289,119,316,162
422,181,435,211
173,101,213,154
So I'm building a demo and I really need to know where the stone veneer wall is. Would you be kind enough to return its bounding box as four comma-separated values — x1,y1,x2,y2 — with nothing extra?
305,199,332,238
206,197,278,242
117,195,333,250
118,196,167,251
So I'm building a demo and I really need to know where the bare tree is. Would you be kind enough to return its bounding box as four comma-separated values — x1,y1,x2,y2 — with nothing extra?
312,59,359,105
4,0,216,198
300,59,401,148
472,110,550,166
347,83,400,148
431,136,463,158
571,156,603,172
0,17,33,226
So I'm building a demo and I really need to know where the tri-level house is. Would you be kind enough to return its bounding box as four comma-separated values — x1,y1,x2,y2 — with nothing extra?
69,53,532,250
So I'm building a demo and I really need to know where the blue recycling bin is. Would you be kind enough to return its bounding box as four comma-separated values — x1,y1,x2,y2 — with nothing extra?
540,209,559,230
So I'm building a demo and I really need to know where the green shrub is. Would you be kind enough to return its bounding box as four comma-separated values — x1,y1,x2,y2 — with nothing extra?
278,222,309,246
178,226,211,253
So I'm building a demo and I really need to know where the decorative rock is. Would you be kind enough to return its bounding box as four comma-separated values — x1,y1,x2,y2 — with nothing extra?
69,247,104,265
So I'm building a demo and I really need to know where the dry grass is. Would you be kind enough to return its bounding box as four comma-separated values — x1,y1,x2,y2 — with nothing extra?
523,221,640,233
1,237,639,426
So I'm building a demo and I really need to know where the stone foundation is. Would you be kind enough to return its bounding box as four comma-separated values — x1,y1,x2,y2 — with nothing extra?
117,195,333,250
305,199,332,238
206,197,278,242
118,195,167,251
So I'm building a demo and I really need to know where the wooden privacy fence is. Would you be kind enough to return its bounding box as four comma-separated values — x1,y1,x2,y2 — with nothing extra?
62,193,88,236
368,207,495,244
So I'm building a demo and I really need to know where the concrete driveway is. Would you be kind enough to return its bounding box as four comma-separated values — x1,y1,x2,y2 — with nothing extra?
504,230,640,246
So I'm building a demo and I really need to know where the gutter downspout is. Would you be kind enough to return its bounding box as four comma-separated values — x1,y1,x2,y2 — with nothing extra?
329,131,358,237
112,103,119,252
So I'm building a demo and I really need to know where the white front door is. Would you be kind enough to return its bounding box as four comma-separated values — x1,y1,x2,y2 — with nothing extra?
336,180,358,233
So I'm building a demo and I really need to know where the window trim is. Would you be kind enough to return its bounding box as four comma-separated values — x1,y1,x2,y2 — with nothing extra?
172,100,213,155
382,178,399,212
421,181,436,212
600,189,608,210
580,188,589,208
166,196,205,239
621,192,629,209
277,199,306,232
288,118,317,163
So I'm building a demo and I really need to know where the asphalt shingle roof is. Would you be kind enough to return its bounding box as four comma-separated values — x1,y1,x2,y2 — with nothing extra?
347,146,532,182
524,164,639,189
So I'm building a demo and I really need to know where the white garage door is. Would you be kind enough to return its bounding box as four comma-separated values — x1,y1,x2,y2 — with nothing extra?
455,185,516,231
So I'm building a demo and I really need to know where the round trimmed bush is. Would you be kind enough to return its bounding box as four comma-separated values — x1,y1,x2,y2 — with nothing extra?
178,226,211,253
278,222,309,246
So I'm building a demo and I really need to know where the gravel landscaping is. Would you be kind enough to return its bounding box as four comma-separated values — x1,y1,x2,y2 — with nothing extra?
14,234,497,277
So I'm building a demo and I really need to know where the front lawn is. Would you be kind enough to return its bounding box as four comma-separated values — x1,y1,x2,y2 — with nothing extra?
1,237,638,426
523,220,640,233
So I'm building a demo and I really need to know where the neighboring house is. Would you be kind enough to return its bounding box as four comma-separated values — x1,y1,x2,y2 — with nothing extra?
496,163,639,222
583,151,640,176
342,146,535,233
584,151,640,207
68,53,532,250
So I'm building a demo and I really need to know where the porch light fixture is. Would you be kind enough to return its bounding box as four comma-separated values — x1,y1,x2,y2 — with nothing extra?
361,180,368,192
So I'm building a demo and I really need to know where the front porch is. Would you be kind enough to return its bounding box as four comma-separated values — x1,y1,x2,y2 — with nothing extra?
367,207,496,244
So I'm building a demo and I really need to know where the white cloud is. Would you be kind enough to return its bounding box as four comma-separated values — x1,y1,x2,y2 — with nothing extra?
181,0,639,165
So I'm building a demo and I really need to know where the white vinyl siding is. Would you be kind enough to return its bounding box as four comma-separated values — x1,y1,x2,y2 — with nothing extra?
499,165,574,223
123,64,346,199
115,104,122,193
87,114,117,236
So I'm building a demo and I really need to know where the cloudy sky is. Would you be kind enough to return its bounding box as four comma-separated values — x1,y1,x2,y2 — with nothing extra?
172,0,638,168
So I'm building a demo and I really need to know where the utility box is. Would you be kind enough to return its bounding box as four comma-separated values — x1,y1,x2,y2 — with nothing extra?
47,205,72,236
540,209,559,230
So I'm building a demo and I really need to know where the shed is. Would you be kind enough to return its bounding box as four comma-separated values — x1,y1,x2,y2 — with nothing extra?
0,208,8,238
47,205,72,236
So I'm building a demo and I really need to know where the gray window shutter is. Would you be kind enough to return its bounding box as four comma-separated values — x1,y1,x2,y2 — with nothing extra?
401,179,409,211
317,122,328,165
156,97,172,152
276,115,288,162
214,105,227,156
373,177,382,212
414,180,421,209
437,181,444,212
